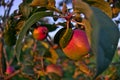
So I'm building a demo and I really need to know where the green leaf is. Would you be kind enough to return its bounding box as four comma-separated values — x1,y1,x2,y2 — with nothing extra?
90,7,120,78
15,11,53,62
59,28,73,48
40,23,57,32
6,46,15,61
72,0,93,20
86,0,112,18
19,3,33,19
30,0,48,7
54,28,66,44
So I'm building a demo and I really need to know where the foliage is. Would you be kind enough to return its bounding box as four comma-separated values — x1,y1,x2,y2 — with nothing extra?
0,0,120,80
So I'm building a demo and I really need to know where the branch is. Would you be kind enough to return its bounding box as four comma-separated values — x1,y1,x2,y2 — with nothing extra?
5,0,15,18
4,69,22,80
0,33,4,76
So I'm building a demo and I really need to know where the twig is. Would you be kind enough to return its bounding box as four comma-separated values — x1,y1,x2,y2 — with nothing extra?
0,38,3,77
3,47,9,67
4,69,22,80
4,64,24,80
5,0,15,18
0,31,4,77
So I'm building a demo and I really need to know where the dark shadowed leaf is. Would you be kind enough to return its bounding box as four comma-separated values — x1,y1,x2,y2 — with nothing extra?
59,28,73,48
40,23,57,32
15,11,53,62
90,7,120,78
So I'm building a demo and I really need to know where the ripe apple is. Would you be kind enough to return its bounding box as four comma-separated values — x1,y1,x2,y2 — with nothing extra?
62,29,91,60
6,66,15,74
46,64,63,77
33,26,48,40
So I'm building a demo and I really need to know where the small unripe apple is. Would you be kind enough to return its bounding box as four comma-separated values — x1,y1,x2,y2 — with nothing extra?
46,64,63,77
62,29,91,60
33,26,48,40
6,66,15,74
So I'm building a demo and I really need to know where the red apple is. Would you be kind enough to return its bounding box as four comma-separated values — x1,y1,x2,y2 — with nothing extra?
62,29,90,60
33,26,48,40
6,66,15,74
46,64,63,77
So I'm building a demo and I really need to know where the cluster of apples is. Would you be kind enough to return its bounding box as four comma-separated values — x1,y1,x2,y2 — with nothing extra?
32,21,90,77
32,24,90,60
5,26,90,76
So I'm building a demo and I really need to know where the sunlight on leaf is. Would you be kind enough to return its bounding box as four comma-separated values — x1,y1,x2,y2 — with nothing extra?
86,0,112,18
41,41,49,49
82,19,92,45
46,47,59,64
73,0,93,20
75,60,93,76
30,0,47,7
22,38,34,51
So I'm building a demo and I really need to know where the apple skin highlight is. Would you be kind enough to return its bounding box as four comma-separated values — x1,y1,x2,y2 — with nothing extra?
46,64,63,77
33,26,48,40
63,29,91,60
6,66,15,74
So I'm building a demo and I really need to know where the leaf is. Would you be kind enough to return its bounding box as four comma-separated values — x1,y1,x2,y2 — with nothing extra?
54,28,66,44
72,0,93,20
75,60,93,76
90,7,120,78
59,28,73,48
62,2,68,14
5,46,15,62
86,0,112,18
46,47,59,64
16,20,26,34
15,11,53,62
47,0,56,8
30,0,48,7
19,3,33,19
30,0,61,13
82,19,92,45
22,37,34,51
46,0,61,13
4,16,17,46
48,73,61,80
40,23,57,32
